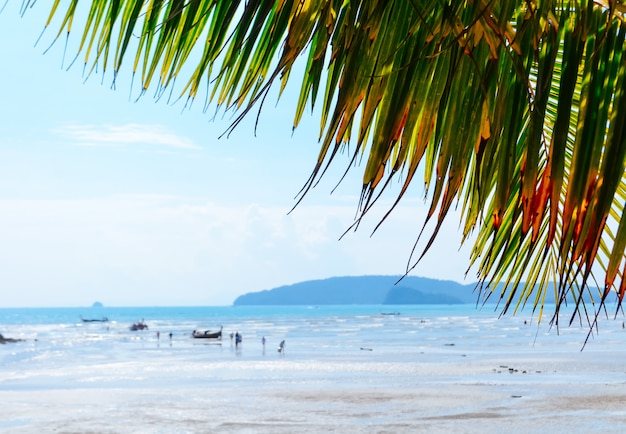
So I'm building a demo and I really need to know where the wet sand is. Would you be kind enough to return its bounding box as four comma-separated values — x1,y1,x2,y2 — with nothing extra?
2,382,626,433
2,346,626,433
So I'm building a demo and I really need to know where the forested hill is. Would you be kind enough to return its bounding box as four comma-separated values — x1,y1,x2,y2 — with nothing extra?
233,276,482,306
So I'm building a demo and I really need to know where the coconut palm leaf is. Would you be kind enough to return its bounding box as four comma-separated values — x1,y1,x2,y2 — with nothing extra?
19,0,626,326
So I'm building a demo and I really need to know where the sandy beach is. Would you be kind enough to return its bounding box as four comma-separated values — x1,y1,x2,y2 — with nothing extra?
3,382,626,433
2,342,626,433
2,383,625,433
2,305,626,433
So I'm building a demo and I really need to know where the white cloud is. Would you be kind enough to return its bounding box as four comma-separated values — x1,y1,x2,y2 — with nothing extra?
55,123,202,150
0,195,475,307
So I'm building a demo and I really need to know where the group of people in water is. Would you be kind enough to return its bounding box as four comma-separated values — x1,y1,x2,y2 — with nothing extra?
155,331,173,340
151,328,286,352
232,332,243,346
230,332,285,352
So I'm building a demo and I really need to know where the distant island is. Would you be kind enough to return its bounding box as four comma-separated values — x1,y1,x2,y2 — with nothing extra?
92,301,104,308
233,275,594,306
233,275,483,306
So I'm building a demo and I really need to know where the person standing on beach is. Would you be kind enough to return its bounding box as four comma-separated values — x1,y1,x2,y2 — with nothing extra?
262,336,266,347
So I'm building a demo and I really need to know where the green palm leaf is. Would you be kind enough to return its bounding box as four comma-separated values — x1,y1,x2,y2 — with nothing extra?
18,0,626,327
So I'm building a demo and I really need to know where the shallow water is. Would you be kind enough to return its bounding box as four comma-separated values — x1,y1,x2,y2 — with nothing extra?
1,305,626,433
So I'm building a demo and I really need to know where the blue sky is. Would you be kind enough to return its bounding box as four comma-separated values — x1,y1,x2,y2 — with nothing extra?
0,3,476,307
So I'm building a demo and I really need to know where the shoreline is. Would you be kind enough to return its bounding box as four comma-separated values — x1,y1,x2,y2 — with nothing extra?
2,306,626,432
2,380,625,433
2,346,626,433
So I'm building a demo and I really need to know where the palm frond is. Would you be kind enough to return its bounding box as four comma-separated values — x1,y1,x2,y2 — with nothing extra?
22,0,626,326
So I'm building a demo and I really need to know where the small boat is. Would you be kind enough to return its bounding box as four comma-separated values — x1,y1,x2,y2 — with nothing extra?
130,320,149,331
81,316,109,322
192,326,222,339
0,333,24,344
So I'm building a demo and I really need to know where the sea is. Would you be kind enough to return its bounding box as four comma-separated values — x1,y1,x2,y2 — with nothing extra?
2,304,626,433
